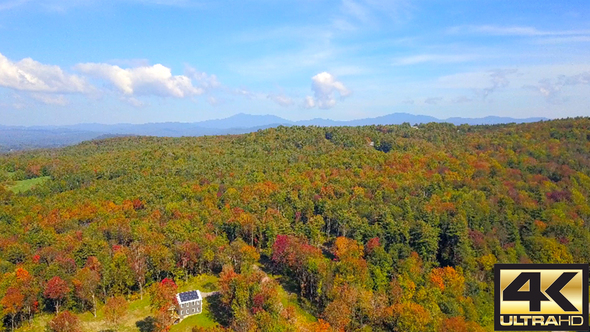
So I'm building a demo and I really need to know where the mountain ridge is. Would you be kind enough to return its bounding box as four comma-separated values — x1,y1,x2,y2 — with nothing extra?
0,112,550,152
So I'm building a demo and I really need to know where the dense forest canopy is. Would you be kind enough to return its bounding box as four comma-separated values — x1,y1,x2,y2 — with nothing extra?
1,118,589,331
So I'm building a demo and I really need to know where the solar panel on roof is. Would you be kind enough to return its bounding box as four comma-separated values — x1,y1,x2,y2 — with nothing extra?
178,290,200,302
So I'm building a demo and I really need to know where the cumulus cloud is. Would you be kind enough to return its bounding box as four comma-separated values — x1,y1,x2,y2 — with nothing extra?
267,93,294,107
75,62,203,98
303,96,316,109
0,52,91,93
305,72,351,109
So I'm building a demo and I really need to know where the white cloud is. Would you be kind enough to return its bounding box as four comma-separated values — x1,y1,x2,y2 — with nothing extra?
393,54,476,66
75,62,203,98
305,72,351,109
336,0,413,31
534,36,590,44
524,72,590,103
0,0,30,10
267,93,294,107
449,25,590,44
30,93,69,105
121,96,145,107
438,68,519,100
232,87,263,100
0,0,200,11
303,96,315,109
449,25,590,37
207,96,219,106
341,0,371,23
0,52,91,93
184,65,220,90
479,69,518,99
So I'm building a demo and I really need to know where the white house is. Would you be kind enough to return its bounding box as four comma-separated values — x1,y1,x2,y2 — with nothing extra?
176,290,202,320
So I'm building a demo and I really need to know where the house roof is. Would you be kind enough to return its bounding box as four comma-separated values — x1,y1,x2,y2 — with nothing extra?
177,290,201,303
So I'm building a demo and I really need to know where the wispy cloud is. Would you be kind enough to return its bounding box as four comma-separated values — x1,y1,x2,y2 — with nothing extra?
424,97,442,105
230,47,334,79
392,54,477,66
184,65,220,90
30,93,69,105
524,72,590,103
438,68,518,96
0,0,30,10
533,36,590,44
479,69,518,99
334,0,413,31
449,25,590,37
341,0,372,24
0,0,202,11
452,96,472,104
267,93,294,107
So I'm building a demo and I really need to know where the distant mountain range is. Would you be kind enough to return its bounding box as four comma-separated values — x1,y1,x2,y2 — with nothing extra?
0,113,548,152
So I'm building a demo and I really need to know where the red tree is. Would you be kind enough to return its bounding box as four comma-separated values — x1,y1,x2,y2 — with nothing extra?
150,278,178,311
149,278,179,332
44,276,70,314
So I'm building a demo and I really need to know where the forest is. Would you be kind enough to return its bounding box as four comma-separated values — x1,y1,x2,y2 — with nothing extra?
0,118,589,331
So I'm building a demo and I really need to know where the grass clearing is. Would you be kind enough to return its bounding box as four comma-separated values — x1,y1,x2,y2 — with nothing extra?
13,314,51,332
172,274,220,331
14,273,315,331
170,299,217,332
276,280,317,324
16,275,220,332
8,176,50,193
177,274,218,293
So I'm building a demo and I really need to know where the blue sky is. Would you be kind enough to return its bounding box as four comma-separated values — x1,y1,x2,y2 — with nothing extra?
0,0,589,125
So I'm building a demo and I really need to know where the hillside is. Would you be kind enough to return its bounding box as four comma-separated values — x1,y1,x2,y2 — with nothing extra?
1,118,589,331
0,113,546,152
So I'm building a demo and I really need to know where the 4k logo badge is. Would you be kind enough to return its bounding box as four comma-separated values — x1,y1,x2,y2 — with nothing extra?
495,264,588,331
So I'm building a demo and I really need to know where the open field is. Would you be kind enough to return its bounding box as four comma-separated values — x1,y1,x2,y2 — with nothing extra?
7,176,50,193
15,275,220,332
14,272,317,332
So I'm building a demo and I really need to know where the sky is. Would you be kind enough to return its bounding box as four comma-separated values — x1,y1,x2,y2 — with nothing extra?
0,0,589,125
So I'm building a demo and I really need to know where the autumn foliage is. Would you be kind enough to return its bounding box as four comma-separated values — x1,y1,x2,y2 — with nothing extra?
44,276,70,314
0,119,590,330
48,311,81,332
